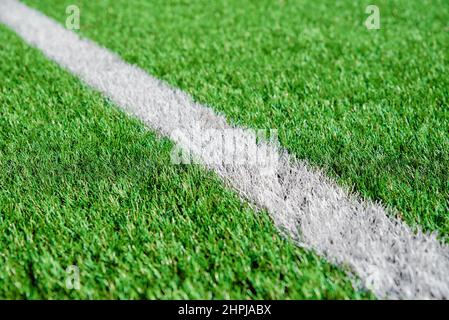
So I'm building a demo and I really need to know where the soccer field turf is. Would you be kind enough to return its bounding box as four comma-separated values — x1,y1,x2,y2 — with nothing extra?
0,24,368,299
0,0,448,299
22,0,449,237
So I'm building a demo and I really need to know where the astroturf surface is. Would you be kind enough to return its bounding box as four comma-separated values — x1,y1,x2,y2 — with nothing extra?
0,25,373,299
23,0,449,239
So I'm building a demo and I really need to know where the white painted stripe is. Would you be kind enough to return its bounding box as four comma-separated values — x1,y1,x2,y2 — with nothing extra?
1,0,448,299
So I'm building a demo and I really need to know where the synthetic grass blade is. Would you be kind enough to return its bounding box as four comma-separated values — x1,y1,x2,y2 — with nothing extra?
0,25,365,300
1,0,448,299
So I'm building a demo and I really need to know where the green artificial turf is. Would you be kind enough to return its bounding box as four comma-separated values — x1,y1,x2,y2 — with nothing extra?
23,0,449,239
0,26,372,299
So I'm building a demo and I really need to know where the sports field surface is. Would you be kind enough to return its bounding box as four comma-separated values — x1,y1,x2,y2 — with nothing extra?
0,0,447,299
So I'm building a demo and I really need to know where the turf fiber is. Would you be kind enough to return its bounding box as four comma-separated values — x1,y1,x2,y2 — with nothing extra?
23,0,449,239
0,25,371,299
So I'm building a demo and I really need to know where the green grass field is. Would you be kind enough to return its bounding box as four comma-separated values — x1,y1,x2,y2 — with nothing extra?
23,0,449,238
0,25,370,299
0,0,448,299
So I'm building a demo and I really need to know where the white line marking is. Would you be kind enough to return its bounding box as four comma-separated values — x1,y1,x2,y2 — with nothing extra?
1,0,448,299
